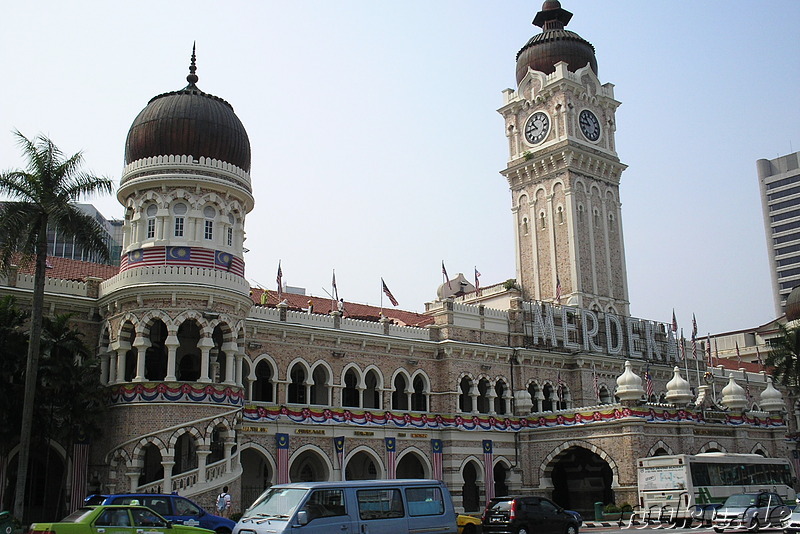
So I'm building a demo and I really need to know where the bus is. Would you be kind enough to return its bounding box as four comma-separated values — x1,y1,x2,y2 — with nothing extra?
637,453,796,522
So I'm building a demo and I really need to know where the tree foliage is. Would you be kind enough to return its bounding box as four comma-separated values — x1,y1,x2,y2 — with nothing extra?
764,323,800,392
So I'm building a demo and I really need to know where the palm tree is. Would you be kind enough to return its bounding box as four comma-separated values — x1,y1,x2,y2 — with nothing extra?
764,323,800,393
0,131,112,520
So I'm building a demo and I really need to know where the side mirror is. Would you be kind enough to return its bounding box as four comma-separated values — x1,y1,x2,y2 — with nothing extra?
296,510,308,526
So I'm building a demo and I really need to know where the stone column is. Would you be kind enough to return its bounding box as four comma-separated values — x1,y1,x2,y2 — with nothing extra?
165,335,180,381
199,337,215,383
222,342,238,385
133,336,152,382
161,457,175,494
224,436,236,473
111,340,131,384
235,351,245,388
126,464,142,492
196,448,211,484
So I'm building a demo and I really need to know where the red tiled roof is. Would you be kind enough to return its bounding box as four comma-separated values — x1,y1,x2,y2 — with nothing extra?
13,255,120,281
250,288,434,327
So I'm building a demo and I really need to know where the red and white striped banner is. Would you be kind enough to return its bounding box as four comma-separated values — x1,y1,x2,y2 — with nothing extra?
121,246,244,276
276,433,290,484
483,440,494,503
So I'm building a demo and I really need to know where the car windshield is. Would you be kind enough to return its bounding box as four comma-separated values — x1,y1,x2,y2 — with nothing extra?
723,495,758,508
247,488,307,519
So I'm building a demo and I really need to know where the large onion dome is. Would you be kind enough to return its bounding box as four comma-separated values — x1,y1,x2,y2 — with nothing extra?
124,46,251,172
515,1,598,85
785,285,800,321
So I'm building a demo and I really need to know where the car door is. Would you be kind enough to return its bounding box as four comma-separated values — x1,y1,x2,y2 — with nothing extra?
169,496,206,528
521,498,557,534
91,508,137,534
355,487,408,534
298,489,356,533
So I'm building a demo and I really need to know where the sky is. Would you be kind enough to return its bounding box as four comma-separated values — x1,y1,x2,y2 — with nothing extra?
1,1,798,336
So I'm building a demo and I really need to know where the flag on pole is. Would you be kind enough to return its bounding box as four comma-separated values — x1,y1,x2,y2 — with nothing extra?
679,329,685,361
645,365,654,399
555,276,562,302
332,270,339,301
276,261,283,299
691,314,698,360
431,439,444,481
385,437,397,479
714,339,720,367
483,440,495,502
381,278,399,306
736,342,742,365
706,334,712,366
671,309,678,333
334,436,345,479
69,440,90,512
276,433,290,484
474,267,481,295
442,261,452,289
756,346,763,371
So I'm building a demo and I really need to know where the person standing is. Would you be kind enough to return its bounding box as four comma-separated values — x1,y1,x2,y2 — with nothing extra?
216,486,232,518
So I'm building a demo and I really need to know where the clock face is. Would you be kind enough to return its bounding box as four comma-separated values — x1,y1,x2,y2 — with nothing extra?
579,109,601,141
524,111,550,145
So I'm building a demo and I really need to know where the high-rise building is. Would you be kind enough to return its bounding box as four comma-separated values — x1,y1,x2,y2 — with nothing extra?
758,151,800,316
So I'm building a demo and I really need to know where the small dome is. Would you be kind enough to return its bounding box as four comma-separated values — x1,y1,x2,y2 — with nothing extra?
125,47,251,172
665,366,693,406
515,1,597,85
436,273,476,300
721,374,748,411
785,285,800,321
615,360,644,402
759,377,785,412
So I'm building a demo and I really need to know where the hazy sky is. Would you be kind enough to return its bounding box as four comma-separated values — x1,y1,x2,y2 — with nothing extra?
2,1,798,335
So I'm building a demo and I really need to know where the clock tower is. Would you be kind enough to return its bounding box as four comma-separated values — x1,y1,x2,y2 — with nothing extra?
499,0,630,316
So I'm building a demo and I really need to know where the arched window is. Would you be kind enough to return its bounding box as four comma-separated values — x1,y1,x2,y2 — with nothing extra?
392,375,408,410
203,206,216,241
145,203,158,239
208,427,225,464
542,384,554,411
494,380,507,415
598,385,613,404
528,382,541,412
557,206,564,225
476,378,490,414
173,433,197,475
364,370,380,409
539,212,546,229
522,217,529,236
253,361,274,402
343,369,360,408
411,375,427,412
173,202,187,237
310,366,329,405
288,364,306,404
578,204,584,223
459,377,472,413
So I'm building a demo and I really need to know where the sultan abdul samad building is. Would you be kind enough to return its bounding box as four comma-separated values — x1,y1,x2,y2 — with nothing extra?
1,1,792,522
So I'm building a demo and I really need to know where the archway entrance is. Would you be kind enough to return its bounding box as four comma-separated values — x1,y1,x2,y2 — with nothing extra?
461,461,481,513
396,453,426,479
550,446,613,517
345,451,379,480
240,448,272,508
289,450,329,482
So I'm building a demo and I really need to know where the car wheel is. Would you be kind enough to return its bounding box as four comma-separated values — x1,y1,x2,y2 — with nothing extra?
215,528,232,534
565,524,578,534
748,518,760,533
713,528,725,533
517,527,529,534
462,525,476,534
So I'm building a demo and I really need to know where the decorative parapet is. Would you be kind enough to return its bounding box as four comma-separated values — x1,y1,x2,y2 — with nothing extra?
242,403,784,432
99,265,250,297
15,272,90,297
109,382,245,406
121,154,252,193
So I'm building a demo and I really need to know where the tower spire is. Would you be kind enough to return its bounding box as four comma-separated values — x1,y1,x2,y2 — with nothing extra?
187,42,199,86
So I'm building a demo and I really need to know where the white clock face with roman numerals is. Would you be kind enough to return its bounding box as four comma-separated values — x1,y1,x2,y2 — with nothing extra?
524,111,550,145
579,109,601,141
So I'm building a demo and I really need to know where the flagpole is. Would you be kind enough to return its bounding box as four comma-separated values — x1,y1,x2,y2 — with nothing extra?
681,328,690,391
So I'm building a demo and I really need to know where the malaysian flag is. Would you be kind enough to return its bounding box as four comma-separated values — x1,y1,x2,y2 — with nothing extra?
474,267,481,295
707,334,713,366
276,261,283,299
645,365,653,399
69,440,90,512
431,439,443,481
381,278,398,306
691,314,698,360
442,261,451,289
385,437,396,479
483,440,495,503
276,433,290,484
679,329,685,361
332,270,339,301
125,247,166,268
671,309,678,333
555,276,562,302
334,436,345,480
736,342,742,365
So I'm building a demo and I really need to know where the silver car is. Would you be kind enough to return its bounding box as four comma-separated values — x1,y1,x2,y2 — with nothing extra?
712,492,791,532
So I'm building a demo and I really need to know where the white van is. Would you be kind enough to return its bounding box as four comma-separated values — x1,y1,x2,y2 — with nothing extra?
234,479,457,534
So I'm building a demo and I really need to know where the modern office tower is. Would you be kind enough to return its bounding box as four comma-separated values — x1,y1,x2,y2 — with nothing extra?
758,151,800,316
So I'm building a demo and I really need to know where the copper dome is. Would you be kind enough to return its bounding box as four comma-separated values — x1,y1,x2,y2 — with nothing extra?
785,286,800,321
515,1,597,85
125,49,251,172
